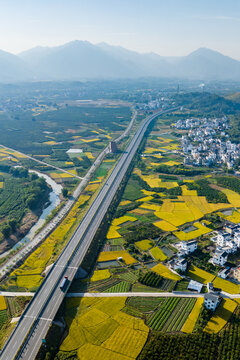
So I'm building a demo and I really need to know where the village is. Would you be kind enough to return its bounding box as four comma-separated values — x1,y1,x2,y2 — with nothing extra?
168,219,240,311
175,116,240,168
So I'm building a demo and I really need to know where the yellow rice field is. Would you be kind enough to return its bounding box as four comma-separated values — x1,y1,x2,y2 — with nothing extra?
90,269,111,282
173,222,212,241
150,247,167,261
130,208,150,215
187,265,215,284
98,251,136,265
0,296,7,311
0,182,3,188
119,200,132,206
181,298,204,333
204,299,237,333
81,138,99,143
221,188,240,208
135,240,153,251
9,195,90,289
218,210,240,224
112,216,137,226
136,196,154,202
50,172,74,179
107,216,137,239
153,220,178,231
162,160,180,166
43,141,58,145
106,225,121,239
213,277,240,294
85,183,99,192
152,263,181,280
61,297,148,360
85,152,95,159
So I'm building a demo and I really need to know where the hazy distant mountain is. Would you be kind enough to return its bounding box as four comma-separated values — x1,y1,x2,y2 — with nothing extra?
0,49,31,82
1,41,240,82
19,41,146,80
173,48,240,80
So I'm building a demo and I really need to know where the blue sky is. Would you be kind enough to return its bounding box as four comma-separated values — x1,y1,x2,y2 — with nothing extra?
1,0,240,58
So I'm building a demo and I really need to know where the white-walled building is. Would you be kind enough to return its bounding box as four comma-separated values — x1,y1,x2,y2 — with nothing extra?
169,257,187,273
218,268,230,279
204,293,220,311
181,240,197,255
212,250,228,266
217,232,231,247
187,280,203,293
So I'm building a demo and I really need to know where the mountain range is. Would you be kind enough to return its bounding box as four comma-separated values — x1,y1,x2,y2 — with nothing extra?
0,40,240,82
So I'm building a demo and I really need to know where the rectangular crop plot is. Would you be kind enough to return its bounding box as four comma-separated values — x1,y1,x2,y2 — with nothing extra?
127,297,165,312
204,299,237,333
147,297,196,332
187,265,215,284
104,281,131,293
150,246,167,261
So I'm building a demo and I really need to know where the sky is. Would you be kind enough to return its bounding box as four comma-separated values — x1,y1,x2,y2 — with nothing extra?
0,0,240,59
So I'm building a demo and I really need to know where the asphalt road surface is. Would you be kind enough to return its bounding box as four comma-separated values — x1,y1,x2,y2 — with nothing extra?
0,107,176,360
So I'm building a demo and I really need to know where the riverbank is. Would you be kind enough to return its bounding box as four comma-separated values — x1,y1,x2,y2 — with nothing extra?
0,171,62,258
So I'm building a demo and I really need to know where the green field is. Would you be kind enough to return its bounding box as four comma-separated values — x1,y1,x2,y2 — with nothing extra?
147,297,196,332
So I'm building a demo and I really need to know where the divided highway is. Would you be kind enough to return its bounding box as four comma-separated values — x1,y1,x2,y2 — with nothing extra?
0,107,176,360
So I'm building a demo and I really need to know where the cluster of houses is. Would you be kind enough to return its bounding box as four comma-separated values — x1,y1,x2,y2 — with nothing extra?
169,239,198,273
175,117,240,168
210,223,240,280
137,97,171,111
167,221,240,311
168,238,224,312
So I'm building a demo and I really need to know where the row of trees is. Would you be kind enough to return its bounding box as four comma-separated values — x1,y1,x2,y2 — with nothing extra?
187,179,228,203
139,271,163,288
216,176,240,195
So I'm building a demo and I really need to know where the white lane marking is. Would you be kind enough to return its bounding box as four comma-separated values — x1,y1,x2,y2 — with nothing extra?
24,315,52,322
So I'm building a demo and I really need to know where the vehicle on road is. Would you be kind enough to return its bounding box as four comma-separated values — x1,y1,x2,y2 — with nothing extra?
59,276,68,291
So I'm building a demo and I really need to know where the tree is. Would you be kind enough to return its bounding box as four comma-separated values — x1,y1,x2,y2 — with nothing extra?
62,188,68,198
8,218,17,232
2,224,11,238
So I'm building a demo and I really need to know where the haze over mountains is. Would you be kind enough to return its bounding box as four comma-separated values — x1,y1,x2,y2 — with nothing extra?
1,40,240,82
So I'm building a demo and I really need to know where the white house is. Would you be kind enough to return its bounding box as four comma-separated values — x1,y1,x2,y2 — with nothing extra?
218,268,230,279
212,250,228,266
169,257,187,273
224,240,237,254
217,232,231,247
234,231,240,247
181,240,197,255
187,280,203,293
174,257,187,272
204,293,220,311
225,223,240,235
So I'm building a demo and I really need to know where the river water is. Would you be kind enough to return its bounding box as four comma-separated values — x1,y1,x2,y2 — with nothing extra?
0,170,62,257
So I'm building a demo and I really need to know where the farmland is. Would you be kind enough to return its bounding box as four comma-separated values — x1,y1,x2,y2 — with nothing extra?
146,297,196,332
150,246,167,261
5,193,91,290
58,297,149,359
181,298,204,333
151,263,181,281
204,299,237,333
187,265,215,284
98,250,137,265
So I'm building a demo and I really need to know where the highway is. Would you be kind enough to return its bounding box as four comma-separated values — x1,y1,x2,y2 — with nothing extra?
0,109,137,280
0,107,176,360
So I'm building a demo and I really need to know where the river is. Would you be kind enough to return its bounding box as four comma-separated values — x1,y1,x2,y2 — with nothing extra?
0,170,62,258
